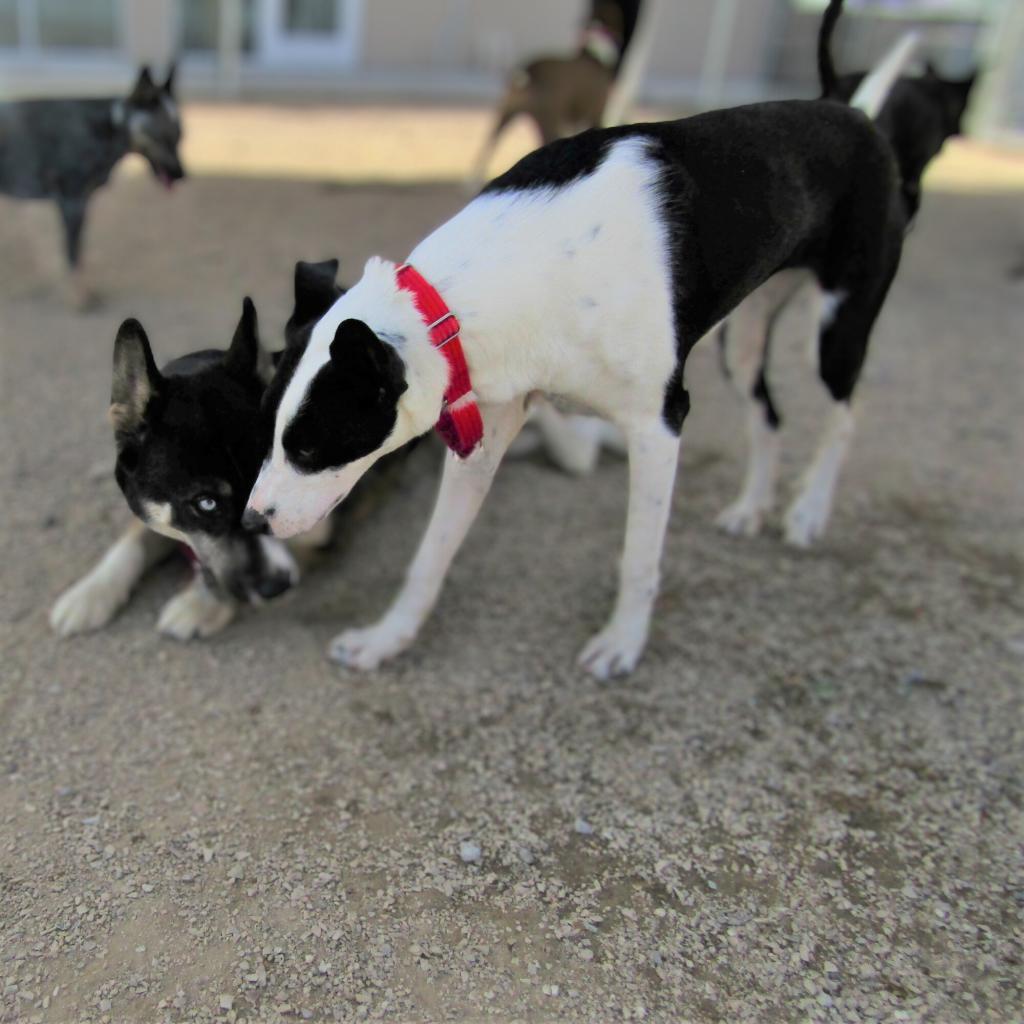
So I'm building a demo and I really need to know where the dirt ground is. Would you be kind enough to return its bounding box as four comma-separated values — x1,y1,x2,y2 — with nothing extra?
1,105,1023,1023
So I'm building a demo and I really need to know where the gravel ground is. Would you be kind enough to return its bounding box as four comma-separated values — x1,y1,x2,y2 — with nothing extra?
1,109,1023,1023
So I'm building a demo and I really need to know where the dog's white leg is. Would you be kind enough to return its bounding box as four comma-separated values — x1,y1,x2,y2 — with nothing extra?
714,285,787,537
329,399,527,671
784,400,854,548
157,572,236,641
578,418,680,680
716,401,780,537
50,520,172,636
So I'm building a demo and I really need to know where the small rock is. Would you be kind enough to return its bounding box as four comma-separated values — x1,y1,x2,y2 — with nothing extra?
516,846,535,865
574,818,594,835
219,994,234,1011
459,841,481,863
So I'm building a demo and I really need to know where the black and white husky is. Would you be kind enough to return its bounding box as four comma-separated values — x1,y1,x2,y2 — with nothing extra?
50,260,344,640
0,66,183,307
245,24,914,678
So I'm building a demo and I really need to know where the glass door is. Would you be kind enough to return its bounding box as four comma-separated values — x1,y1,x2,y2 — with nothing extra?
258,0,361,67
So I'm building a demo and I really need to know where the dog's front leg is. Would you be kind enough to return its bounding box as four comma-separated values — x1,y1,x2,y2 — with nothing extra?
578,419,681,680
157,571,236,641
50,520,173,636
329,399,527,671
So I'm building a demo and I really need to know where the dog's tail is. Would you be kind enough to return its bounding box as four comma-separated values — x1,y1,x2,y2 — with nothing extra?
817,0,845,99
847,30,920,119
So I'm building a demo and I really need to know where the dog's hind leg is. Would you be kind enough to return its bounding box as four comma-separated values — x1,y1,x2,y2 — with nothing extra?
784,278,892,548
715,274,808,536
50,520,173,636
578,417,680,680
328,399,528,671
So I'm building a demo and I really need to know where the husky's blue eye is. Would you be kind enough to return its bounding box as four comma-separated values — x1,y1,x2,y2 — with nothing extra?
195,495,218,514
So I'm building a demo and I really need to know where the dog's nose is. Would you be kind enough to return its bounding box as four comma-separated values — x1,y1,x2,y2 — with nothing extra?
255,573,292,601
242,506,273,533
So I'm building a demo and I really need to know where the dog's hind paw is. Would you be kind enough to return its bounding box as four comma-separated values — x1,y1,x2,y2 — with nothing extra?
715,499,768,537
577,621,647,681
328,621,414,671
157,583,235,641
50,575,127,636
783,492,831,548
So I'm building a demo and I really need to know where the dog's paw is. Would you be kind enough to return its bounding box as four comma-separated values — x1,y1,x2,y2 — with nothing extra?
50,574,127,636
783,491,831,548
577,621,648,681
715,498,768,538
328,621,414,671
157,584,235,641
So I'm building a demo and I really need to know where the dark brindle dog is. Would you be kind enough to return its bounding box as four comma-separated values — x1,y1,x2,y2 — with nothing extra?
469,0,644,185
0,65,184,308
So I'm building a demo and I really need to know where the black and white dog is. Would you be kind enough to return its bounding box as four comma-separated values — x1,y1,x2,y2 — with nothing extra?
0,65,184,308
245,15,912,679
713,3,974,544
530,1,975,545
50,259,344,640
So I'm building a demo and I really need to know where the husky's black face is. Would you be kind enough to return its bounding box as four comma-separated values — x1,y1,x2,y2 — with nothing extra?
124,65,185,188
110,301,291,602
109,262,346,600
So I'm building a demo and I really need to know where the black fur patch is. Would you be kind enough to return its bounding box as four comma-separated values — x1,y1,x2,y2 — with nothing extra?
281,320,408,473
833,71,975,220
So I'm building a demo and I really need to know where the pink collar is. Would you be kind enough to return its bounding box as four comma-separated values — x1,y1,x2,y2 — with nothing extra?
396,263,483,458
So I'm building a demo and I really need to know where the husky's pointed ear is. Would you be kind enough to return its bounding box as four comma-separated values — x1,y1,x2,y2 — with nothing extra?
329,319,407,403
224,297,260,378
111,319,162,433
163,61,177,96
129,65,160,106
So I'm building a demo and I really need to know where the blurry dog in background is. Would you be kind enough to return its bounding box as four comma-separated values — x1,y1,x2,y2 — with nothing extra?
0,65,184,309
50,259,343,641
469,0,644,185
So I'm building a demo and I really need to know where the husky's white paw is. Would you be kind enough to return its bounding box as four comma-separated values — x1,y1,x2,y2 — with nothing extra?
715,498,768,538
577,619,648,681
784,489,832,548
157,582,235,640
328,619,414,671
50,573,128,636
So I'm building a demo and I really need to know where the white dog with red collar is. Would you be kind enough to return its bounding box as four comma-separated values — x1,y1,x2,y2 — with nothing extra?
247,34,912,678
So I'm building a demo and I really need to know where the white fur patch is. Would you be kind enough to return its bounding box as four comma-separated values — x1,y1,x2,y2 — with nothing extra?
253,137,678,540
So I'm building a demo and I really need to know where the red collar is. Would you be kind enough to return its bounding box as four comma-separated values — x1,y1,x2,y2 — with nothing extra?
396,262,483,458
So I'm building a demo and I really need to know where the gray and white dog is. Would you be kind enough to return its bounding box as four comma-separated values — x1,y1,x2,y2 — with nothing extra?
0,65,184,308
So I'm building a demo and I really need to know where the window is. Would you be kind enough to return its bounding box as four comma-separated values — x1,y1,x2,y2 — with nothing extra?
180,0,257,54
38,0,116,48
0,0,120,52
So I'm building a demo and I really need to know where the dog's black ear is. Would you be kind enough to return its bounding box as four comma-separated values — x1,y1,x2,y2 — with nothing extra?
224,297,259,378
129,65,160,106
293,259,340,319
163,62,177,96
329,319,407,402
285,259,342,348
111,319,161,433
